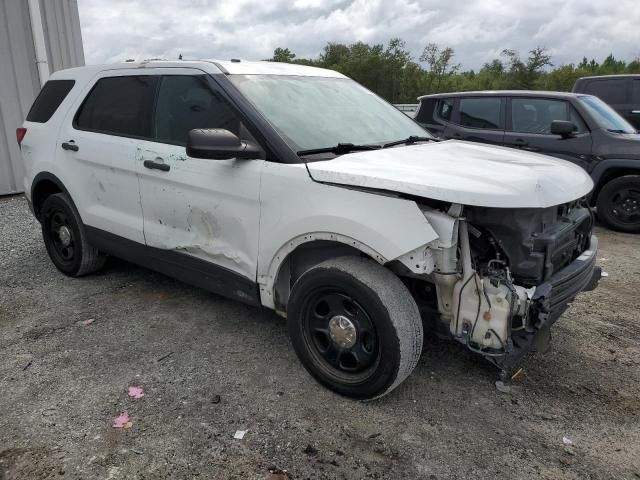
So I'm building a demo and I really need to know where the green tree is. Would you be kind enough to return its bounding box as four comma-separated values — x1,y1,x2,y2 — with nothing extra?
269,47,297,63
420,43,459,91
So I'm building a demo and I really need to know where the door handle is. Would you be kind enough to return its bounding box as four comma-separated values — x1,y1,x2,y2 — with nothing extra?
631,110,640,114
61,141,79,152
143,159,170,172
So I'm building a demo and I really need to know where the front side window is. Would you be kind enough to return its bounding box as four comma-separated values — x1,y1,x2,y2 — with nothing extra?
511,98,584,134
458,97,502,129
153,75,244,145
27,80,75,123
438,99,454,121
75,76,158,137
585,79,628,104
228,75,429,152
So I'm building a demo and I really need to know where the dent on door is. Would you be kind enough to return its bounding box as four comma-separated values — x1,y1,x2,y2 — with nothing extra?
136,145,262,280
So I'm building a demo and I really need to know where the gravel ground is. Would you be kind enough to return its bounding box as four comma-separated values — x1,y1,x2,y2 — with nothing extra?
1,194,639,480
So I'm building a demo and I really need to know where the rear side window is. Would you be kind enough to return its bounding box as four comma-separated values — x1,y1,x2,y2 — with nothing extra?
458,97,502,129
437,99,454,121
26,80,75,123
153,75,241,145
585,79,627,104
75,76,158,138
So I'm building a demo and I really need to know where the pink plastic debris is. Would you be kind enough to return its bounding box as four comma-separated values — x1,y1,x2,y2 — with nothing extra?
112,411,130,428
128,386,144,399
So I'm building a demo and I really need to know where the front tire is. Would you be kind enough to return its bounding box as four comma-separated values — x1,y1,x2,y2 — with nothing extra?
287,257,423,400
596,175,640,233
41,193,106,276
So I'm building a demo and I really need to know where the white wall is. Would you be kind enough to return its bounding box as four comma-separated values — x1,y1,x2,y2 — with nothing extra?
0,0,84,195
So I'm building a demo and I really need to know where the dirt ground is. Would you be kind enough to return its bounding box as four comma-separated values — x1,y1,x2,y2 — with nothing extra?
1,194,639,480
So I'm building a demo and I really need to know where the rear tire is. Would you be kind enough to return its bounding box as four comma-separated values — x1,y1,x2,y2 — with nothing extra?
596,175,640,233
287,256,423,400
41,193,106,276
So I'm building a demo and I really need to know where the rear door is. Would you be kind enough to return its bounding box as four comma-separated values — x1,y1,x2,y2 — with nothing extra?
59,72,158,243
503,97,593,169
136,70,264,284
448,96,505,145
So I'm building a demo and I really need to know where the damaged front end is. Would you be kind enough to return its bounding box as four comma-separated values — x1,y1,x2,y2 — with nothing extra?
399,200,601,379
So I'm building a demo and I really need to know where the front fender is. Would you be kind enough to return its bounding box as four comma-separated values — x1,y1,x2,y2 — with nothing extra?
257,163,440,309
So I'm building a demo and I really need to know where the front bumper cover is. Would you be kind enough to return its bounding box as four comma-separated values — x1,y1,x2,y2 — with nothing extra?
494,235,601,378
531,235,601,328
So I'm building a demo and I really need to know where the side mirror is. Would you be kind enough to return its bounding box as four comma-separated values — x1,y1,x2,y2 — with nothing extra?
186,128,262,160
550,120,576,138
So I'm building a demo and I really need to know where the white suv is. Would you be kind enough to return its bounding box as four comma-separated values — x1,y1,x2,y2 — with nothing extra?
19,60,601,399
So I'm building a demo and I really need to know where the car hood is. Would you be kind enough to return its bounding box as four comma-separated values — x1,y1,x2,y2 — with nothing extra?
306,140,594,208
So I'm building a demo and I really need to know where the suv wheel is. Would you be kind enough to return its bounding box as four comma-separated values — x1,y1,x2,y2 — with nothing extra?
41,193,106,276
596,175,640,233
287,256,423,400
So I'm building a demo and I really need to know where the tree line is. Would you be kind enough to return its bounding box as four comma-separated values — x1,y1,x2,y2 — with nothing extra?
267,39,640,104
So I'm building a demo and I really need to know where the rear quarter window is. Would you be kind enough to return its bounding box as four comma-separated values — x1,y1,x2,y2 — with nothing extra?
26,80,75,123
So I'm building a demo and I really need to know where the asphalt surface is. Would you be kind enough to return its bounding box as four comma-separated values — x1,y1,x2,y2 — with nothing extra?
1,194,639,480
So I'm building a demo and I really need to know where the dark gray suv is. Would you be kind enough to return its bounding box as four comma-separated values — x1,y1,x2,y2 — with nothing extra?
415,91,640,232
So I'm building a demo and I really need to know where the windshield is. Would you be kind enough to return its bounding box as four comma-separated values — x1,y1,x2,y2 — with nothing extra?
228,74,430,152
577,95,637,134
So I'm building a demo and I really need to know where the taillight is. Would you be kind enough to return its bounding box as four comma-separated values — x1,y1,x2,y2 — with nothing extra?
16,127,27,147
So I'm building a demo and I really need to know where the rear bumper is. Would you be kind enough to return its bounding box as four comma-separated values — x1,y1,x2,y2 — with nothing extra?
530,235,601,328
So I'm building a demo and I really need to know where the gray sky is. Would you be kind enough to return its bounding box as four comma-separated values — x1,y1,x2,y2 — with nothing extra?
78,0,640,70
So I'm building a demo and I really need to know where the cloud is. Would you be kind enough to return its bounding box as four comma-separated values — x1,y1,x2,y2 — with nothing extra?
77,0,640,70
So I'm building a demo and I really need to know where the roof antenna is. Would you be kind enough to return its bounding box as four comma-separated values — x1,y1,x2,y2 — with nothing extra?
178,54,183,60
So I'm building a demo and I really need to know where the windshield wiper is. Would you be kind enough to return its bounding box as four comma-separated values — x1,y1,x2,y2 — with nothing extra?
297,143,381,156
382,135,438,148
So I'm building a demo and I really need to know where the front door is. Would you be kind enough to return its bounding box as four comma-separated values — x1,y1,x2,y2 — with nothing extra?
137,72,264,288
504,97,593,170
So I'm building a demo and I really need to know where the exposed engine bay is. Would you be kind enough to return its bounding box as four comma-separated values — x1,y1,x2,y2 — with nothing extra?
399,200,601,379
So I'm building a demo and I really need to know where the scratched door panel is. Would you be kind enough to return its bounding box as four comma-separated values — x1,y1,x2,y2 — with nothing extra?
137,140,264,280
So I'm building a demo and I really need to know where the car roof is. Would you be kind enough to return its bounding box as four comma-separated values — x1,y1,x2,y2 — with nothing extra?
576,74,640,81
49,59,346,80
418,90,585,100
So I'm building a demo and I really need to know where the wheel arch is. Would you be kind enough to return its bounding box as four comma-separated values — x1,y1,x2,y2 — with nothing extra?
259,233,388,313
31,172,72,221
590,160,640,205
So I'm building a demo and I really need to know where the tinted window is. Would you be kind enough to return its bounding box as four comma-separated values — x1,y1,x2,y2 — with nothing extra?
632,80,640,103
458,97,501,129
153,76,242,145
585,79,627,104
438,99,454,121
26,80,75,123
75,76,158,137
511,98,584,134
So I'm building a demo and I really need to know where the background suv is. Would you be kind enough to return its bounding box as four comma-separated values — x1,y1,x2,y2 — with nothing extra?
573,74,640,129
415,91,640,232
